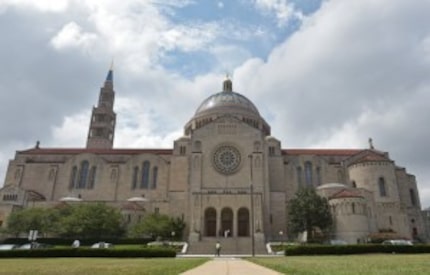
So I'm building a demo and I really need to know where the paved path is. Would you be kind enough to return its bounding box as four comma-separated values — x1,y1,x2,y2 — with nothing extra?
180,257,282,275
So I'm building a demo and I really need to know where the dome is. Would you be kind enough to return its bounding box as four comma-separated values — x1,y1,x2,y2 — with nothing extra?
316,183,347,190
184,77,271,136
193,77,260,118
194,90,260,117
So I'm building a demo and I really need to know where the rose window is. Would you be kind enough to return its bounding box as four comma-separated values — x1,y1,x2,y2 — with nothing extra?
212,145,241,174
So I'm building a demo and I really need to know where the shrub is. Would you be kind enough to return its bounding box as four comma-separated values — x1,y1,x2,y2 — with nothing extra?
1,237,153,246
284,244,430,256
0,247,176,258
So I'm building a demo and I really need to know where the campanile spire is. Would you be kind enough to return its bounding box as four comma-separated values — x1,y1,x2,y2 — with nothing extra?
86,66,117,149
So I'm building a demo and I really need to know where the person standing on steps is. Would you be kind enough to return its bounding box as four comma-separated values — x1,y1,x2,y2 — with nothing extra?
215,241,221,257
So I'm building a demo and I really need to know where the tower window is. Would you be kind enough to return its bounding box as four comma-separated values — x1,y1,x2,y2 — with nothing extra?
378,177,387,197
180,146,186,155
269,146,275,156
352,181,357,188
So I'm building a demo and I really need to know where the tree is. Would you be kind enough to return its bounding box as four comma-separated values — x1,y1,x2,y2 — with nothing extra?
57,203,124,238
170,216,186,240
288,187,333,242
6,207,59,237
129,213,186,240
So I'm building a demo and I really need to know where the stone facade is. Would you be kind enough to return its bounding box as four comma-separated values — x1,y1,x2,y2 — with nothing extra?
0,70,427,244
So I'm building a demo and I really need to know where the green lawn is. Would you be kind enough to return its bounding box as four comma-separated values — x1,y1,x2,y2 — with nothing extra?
0,258,208,275
248,254,430,275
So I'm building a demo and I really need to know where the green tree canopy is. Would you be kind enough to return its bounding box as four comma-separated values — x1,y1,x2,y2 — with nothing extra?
57,203,124,238
6,203,124,238
129,213,185,240
6,207,59,237
288,187,333,242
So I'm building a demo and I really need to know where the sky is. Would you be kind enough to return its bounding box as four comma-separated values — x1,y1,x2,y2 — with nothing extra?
0,0,430,207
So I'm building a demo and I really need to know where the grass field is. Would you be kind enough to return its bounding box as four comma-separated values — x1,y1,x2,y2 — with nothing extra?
0,258,208,275
1,255,429,274
248,254,430,275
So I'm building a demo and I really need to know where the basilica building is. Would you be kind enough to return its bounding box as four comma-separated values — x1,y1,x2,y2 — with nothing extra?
0,68,427,250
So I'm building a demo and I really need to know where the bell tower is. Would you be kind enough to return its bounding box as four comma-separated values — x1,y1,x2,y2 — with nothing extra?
86,66,116,149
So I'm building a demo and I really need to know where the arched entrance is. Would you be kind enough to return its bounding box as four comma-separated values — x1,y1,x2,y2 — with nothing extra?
221,208,233,237
204,208,217,237
237,207,249,236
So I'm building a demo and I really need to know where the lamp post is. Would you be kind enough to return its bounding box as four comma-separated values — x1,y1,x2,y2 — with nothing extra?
248,154,255,257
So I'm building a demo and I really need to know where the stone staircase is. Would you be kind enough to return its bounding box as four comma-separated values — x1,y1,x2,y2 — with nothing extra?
187,237,267,255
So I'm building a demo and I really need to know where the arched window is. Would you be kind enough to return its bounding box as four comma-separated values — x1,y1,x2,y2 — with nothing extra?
352,203,356,214
269,146,275,156
409,189,416,206
141,161,150,189
378,177,387,197
132,166,138,189
88,166,97,189
352,181,357,188
69,166,78,189
152,166,158,189
78,161,89,189
296,166,303,186
305,161,313,186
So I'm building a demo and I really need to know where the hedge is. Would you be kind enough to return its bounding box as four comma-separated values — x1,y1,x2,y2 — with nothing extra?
1,238,153,246
284,244,430,256
0,247,176,258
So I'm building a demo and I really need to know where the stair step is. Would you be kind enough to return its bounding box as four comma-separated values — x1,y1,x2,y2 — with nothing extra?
187,237,267,255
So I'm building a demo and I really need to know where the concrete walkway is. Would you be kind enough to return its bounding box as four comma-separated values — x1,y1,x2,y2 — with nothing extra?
180,257,282,275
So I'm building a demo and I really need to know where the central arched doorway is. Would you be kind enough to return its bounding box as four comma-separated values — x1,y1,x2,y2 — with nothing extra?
204,207,217,237
237,207,249,236
221,207,233,237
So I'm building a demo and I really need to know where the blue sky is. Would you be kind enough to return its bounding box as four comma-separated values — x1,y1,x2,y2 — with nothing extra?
1,0,430,207
160,0,315,76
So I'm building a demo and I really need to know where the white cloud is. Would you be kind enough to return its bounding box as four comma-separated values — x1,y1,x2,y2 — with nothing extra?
253,0,302,26
233,0,430,205
115,98,183,148
51,111,90,147
210,45,252,73
218,2,224,9
0,0,70,13
50,22,98,51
